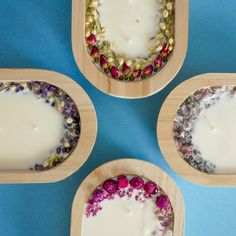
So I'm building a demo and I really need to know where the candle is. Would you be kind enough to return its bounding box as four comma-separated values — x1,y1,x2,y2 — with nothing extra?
98,0,161,58
82,175,173,236
192,94,236,173
85,0,175,81
0,82,80,170
174,86,236,174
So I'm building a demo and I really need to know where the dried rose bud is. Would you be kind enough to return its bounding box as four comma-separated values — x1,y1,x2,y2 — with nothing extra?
100,55,109,69
144,181,157,195
154,55,163,69
143,65,154,76
86,34,96,45
160,43,169,57
133,69,142,79
110,66,122,79
92,189,106,203
118,175,129,188
130,176,144,189
90,46,99,58
103,179,118,194
156,195,171,210
122,63,131,75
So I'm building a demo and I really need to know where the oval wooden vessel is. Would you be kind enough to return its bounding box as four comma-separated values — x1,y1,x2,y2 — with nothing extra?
72,0,188,99
157,73,236,186
0,69,97,183
71,159,184,236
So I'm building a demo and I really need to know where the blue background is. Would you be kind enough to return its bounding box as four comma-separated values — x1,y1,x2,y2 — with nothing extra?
0,0,235,235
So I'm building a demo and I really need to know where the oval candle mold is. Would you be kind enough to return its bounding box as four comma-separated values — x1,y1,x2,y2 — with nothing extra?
71,159,184,236
0,69,97,183
72,0,188,98
157,73,236,186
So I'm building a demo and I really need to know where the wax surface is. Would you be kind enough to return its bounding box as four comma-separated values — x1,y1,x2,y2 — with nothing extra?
192,95,236,173
0,91,64,170
82,197,167,236
98,0,160,58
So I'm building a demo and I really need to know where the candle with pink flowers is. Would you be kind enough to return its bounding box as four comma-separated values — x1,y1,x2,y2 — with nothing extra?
82,175,174,236
85,0,175,81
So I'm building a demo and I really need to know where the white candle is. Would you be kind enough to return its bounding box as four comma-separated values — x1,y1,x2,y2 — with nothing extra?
0,91,64,170
82,197,165,236
192,95,236,173
98,0,161,58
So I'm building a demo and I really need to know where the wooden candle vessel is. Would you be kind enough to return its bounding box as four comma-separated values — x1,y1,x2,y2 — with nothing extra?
72,0,188,98
157,73,236,186
71,158,184,236
0,69,97,183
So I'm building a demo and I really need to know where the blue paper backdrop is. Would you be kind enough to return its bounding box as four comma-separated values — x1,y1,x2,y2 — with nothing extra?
0,0,236,235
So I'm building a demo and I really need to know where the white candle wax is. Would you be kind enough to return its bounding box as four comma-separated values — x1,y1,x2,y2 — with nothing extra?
82,197,166,236
0,91,64,170
98,0,161,58
192,95,236,173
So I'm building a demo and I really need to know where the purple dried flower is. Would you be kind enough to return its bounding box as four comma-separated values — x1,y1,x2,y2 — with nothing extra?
103,179,118,194
130,176,144,189
118,175,129,188
156,195,171,210
92,189,107,203
144,181,157,195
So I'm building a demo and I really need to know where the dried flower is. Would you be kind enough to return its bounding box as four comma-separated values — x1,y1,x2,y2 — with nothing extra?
103,179,118,194
86,34,96,45
130,176,144,189
118,175,129,188
144,181,157,194
110,66,122,79
156,195,170,210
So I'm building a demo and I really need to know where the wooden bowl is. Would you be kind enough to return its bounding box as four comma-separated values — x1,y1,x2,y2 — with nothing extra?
70,158,184,235
157,73,236,186
0,69,97,183
72,0,188,98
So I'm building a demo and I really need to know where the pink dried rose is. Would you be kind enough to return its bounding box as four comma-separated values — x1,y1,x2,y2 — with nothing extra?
110,66,122,79
154,55,163,69
132,69,142,79
144,181,157,195
122,63,131,75
90,46,99,58
130,176,144,189
86,34,96,45
100,55,109,69
160,43,169,57
103,179,118,194
156,195,171,210
118,175,129,188
92,189,106,203
143,65,154,76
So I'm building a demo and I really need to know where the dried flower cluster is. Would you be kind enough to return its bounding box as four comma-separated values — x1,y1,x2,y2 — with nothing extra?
0,81,80,171
173,86,236,173
85,0,175,81
85,175,174,234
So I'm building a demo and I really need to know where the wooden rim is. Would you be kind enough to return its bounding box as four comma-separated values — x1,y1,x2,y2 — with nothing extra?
157,73,236,186
70,158,184,236
71,0,188,99
0,69,97,183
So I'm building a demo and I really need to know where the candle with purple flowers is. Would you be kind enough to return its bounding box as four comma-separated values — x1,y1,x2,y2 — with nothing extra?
0,81,80,170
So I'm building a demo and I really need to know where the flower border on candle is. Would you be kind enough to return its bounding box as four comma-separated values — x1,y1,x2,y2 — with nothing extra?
0,81,80,171
84,175,174,234
173,86,236,174
85,0,175,81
